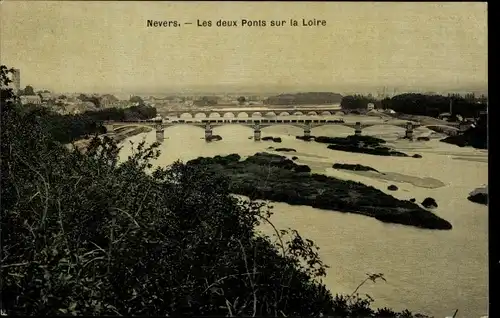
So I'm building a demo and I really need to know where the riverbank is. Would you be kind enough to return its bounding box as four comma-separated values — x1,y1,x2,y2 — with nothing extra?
186,152,452,230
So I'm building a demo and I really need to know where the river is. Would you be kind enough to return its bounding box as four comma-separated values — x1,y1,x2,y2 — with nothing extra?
118,114,488,318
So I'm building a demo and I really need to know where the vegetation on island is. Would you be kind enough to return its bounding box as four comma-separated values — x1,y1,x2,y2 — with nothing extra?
440,112,487,149
332,163,380,173
296,135,410,157
186,152,452,231
421,198,438,209
467,187,488,206
262,136,282,143
2,65,434,317
274,148,297,153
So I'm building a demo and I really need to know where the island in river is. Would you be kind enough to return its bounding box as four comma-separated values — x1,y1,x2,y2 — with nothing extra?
186,152,452,230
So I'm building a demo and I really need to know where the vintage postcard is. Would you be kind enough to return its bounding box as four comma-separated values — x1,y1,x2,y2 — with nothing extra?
0,2,488,317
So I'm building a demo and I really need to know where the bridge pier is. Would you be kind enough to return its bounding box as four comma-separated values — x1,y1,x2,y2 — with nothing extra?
354,122,362,136
205,123,212,142
254,123,261,141
405,122,414,139
107,124,115,136
156,129,164,143
303,123,312,137
155,124,164,143
459,122,469,132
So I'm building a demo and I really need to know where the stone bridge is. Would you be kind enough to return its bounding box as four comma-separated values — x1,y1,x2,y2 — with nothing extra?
163,107,342,119
103,118,468,143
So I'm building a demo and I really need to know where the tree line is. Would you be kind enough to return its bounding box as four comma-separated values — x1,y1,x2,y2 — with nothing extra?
341,93,487,118
13,99,157,144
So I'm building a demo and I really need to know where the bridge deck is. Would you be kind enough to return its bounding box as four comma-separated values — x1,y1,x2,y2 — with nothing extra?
104,119,424,130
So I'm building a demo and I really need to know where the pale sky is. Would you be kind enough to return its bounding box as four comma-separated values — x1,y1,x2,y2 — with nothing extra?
0,1,488,93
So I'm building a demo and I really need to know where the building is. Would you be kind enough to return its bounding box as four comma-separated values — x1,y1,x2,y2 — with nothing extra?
39,92,53,102
12,69,21,93
20,95,42,105
367,103,375,111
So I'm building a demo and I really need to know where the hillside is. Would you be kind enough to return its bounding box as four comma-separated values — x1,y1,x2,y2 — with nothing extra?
264,92,343,105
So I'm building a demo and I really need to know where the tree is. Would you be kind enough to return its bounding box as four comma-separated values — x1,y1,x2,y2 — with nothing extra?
22,85,35,95
237,96,246,105
129,95,145,106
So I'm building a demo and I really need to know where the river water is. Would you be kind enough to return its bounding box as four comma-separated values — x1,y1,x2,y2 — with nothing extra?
118,115,488,318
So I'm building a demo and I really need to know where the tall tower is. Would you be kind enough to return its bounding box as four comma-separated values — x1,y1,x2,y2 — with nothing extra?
11,69,21,94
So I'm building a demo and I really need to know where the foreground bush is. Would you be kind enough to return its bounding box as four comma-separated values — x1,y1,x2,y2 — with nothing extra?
1,65,430,317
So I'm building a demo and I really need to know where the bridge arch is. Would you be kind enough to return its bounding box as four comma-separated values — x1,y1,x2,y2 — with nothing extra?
320,111,332,116
310,124,354,136
179,112,194,119
249,112,262,117
307,111,318,116
291,111,304,116
163,123,206,130
207,112,222,118
193,112,208,119
236,112,249,118
279,112,290,116
221,112,236,118
263,111,277,118
261,124,305,134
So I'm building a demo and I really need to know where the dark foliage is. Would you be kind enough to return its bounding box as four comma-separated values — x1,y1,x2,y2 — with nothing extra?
5,102,156,144
1,65,433,317
332,163,379,173
410,198,416,203
296,135,315,141
264,92,343,105
467,193,487,205
412,154,423,158
314,135,387,146
275,148,296,152
440,112,487,149
421,197,438,209
417,137,430,141
381,93,486,118
341,95,380,110
326,144,408,157
207,134,223,141
291,156,298,160
78,94,102,108
186,153,452,230
261,136,282,143
387,185,398,191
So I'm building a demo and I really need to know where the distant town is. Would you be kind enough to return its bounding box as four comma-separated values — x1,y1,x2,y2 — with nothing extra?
7,68,487,120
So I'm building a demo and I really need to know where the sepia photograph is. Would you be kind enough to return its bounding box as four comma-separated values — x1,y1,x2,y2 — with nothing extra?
0,1,488,317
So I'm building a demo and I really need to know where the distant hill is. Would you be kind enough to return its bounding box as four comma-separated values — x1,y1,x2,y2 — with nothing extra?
264,92,343,105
